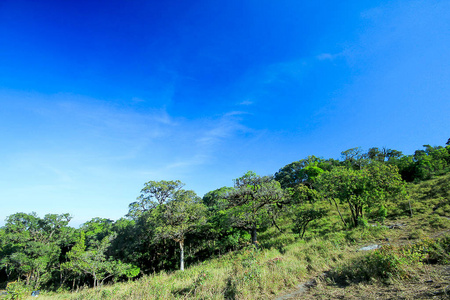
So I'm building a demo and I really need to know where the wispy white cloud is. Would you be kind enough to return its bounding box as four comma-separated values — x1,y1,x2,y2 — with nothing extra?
0,90,261,224
166,154,209,169
316,52,342,61
196,113,248,147
224,111,248,116
239,100,253,106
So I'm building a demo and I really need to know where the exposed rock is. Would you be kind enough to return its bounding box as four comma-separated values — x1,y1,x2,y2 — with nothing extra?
358,244,381,251
388,223,405,229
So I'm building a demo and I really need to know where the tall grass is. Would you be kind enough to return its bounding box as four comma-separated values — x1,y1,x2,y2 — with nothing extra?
37,226,388,300
330,234,450,285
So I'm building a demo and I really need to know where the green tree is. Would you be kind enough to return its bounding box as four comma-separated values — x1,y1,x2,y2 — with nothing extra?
292,207,326,239
130,180,207,271
227,171,284,245
81,218,114,248
390,154,416,182
316,163,405,227
150,189,207,271
366,147,403,163
274,156,334,189
62,231,138,288
202,186,234,211
201,187,251,255
284,182,327,238
0,213,73,288
127,180,184,219
341,147,368,170
109,218,138,266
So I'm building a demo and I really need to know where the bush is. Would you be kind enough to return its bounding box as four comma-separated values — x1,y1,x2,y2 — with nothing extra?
428,214,450,229
4,281,31,300
408,229,425,240
331,245,424,284
435,203,450,217
357,217,369,228
413,235,450,264
377,205,388,223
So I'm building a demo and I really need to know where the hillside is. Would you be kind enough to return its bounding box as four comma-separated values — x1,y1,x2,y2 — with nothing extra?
30,173,450,300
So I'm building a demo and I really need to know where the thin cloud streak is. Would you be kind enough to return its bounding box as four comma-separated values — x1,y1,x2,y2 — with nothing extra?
0,91,259,224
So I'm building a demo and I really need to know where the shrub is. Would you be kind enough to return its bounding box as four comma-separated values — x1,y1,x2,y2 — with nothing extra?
377,205,388,223
413,235,450,264
408,229,425,240
4,281,31,300
331,245,424,284
357,217,369,228
428,214,450,229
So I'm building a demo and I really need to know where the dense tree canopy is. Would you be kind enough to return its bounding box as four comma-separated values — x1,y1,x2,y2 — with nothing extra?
227,171,284,244
274,156,336,189
127,180,184,219
150,189,206,271
316,163,406,227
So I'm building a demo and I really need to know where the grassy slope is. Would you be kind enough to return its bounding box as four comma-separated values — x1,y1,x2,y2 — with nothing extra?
36,174,450,300
300,174,450,299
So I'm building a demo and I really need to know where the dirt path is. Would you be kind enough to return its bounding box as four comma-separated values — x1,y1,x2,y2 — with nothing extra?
274,277,321,300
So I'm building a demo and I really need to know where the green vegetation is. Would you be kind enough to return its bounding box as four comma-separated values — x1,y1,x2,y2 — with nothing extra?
1,140,450,299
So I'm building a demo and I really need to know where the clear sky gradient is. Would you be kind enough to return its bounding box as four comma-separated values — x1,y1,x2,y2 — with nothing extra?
1,0,449,227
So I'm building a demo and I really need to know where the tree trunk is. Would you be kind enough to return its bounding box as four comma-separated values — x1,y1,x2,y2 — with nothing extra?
347,201,358,227
251,225,257,245
36,271,40,288
93,273,97,288
330,198,347,227
5,266,10,280
301,220,312,238
179,240,185,271
408,199,413,217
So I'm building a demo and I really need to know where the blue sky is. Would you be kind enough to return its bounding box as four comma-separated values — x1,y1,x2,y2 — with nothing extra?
1,0,449,227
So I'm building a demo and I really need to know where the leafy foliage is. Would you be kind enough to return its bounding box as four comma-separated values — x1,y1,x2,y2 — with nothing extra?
316,163,406,227
292,207,326,238
227,171,284,244
62,231,139,287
